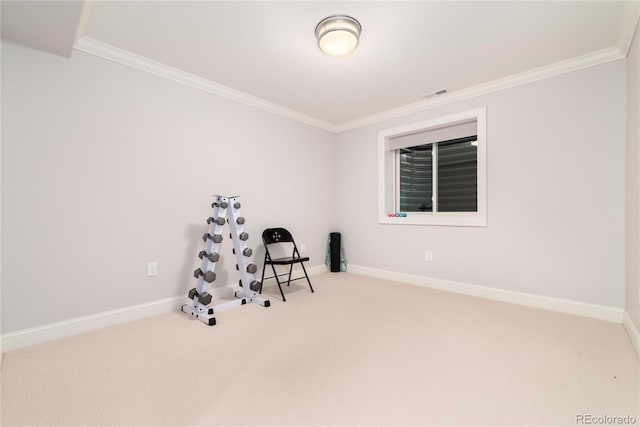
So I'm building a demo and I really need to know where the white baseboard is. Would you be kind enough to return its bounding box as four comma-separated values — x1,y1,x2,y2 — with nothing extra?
5,264,620,353
347,265,624,323
623,312,640,360
1,296,185,353
1,265,327,353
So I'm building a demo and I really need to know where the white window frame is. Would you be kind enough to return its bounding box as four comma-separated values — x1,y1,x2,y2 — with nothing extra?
378,107,487,227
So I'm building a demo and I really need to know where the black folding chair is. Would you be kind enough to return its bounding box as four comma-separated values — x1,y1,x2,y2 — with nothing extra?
260,228,314,301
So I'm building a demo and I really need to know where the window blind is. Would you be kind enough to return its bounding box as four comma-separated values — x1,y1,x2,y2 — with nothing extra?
398,136,477,213
399,146,433,212
437,139,477,212
389,120,477,151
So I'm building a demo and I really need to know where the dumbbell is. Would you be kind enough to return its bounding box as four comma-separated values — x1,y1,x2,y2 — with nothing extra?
235,263,256,274
233,202,241,209
198,251,220,262
249,280,261,292
232,247,251,256
207,217,226,226
239,232,249,241
236,217,245,225
197,292,212,305
193,268,216,283
211,201,227,208
203,233,223,243
187,288,212,305
236,263,256,273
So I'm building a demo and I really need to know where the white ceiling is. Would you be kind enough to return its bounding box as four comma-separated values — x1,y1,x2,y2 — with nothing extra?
2,1,639,128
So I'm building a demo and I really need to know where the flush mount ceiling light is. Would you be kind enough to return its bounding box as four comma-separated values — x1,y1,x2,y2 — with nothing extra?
315,15,361,56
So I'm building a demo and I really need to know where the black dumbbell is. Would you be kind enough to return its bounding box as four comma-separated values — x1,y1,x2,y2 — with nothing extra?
198,292,212,305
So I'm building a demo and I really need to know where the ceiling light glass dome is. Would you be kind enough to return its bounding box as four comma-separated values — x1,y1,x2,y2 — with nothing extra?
315,15,361,56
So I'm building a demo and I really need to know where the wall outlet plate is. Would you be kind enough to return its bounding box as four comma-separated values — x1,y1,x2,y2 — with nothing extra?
147,261,158,276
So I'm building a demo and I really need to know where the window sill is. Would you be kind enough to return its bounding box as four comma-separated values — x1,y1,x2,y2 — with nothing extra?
378,214,486,227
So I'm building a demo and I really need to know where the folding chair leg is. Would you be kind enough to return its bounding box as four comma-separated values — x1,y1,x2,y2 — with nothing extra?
300,262,314,293
270,263,286,302
286,264,294,287
259,260,267,294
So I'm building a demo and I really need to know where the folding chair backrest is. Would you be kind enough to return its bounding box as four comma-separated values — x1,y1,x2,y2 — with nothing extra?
262,228,294,245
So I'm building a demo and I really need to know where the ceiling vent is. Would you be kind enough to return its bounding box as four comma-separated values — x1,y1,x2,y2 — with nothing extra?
423,88,448,98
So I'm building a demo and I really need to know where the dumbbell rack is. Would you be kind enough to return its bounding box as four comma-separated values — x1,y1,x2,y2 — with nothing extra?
181,195,270,326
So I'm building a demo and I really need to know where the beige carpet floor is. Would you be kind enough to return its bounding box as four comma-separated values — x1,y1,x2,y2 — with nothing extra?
1,272,638,426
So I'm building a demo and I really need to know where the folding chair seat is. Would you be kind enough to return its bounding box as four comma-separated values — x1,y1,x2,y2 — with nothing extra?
260,227,314,301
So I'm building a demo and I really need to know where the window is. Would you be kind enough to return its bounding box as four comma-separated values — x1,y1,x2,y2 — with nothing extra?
378,107,486,226
398,135,478,213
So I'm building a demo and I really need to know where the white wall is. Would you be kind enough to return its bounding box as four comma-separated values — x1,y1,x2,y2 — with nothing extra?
0,39,3,361
1,40,334,333
0,37,631,337
626,22,640,330
334,60,626,307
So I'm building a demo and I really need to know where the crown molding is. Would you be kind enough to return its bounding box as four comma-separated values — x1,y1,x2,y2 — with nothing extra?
333,47,625,132
73,37,336,132
75,37,624,134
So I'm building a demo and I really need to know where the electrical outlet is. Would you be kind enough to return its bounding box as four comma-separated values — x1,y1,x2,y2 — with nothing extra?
425,251,433,262
147,261,158,277
300,243,306,252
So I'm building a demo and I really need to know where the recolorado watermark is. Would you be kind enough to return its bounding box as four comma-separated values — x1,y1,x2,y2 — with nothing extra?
576,414,637,425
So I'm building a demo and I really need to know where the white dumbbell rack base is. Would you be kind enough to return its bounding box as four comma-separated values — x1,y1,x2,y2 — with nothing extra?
181,195,270,326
